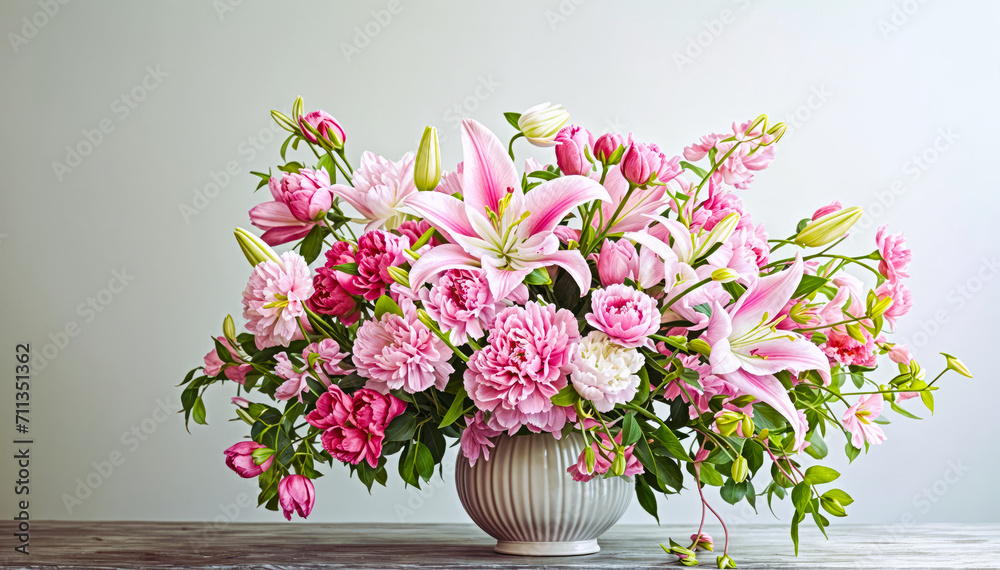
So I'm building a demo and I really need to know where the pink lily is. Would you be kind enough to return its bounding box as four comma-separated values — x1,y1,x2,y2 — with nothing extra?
702,255,831,450
406,119,610,300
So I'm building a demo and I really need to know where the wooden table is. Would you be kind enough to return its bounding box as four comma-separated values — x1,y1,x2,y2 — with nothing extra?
2,522,998,568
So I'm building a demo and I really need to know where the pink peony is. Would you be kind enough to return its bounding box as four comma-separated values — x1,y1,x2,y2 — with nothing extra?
420,268,505,346
249,169,333,246
306,384,406,468
823,328,877,368
554,125,594,176
353,301,454,394
876,225,911,284
460,411,502,467
330,151,416,231
464,302,580,435
278,474,315,521
842,393,887,448
567,431,644,482
596,239,639,287
203,337,252,384
394,219,441,254
274,352,310,402
224,441,273,478
309,241,361,325
688,180,748,233
875,279,913,330
304,338,351,377
347,230,409,301
812,201,842,220
586,284,660,349
299,110,346,147
242,252,313,349
683,119,776,190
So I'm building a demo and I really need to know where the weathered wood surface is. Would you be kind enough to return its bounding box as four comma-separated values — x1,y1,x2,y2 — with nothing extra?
2,522,998,568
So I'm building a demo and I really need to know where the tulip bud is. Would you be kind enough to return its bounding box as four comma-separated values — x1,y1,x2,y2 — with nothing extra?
711,268,740,283
223,314,237,347
414,126,441,191
224,441,274,478
620,142,652,187
278,474,316,521
688,338,711,356
234,227,282,268
554,125,594,176
731,456,748,483
387,265,411,288
593,132,624,164
517,102,570,147
941,353,973,378
299,110,346,150
794,206,864,247
612,452,626,476
597,239,639,287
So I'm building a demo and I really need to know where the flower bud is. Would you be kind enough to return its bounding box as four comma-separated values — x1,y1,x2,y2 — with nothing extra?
414,126,441,191
234,227,282,268
270,110,299,133
597,239,639,287
714,410,742,437
517,103,569,147
731,455,748,483
584,445,596,473
794,206,864,247
387,265,411,288
717,554,737,569
612,451,626,476
711,268,740,283
235,407,255,426
593,132,624,164
740,415,754,438
223,314,237,347
869,295,894,318
299,110,346,150
251,447,275,466
620,142,652,187
278,474,315,521
688,338,711,356
941,353,972,378
224,441,274,478
690,533,714,552
554,125,594,176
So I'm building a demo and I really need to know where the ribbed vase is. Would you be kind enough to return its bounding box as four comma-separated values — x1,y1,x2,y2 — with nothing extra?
455,432,633,556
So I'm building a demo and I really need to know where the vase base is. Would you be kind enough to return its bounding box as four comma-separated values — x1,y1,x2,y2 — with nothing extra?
494,539,600,556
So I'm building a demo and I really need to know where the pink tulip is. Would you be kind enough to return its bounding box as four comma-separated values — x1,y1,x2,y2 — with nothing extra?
223,441,273,478
278,475,315,521
249,169,333,246
554,125,594,176
593,132,623,163
596,239,639,287
620,142,652,186
299,110,345,148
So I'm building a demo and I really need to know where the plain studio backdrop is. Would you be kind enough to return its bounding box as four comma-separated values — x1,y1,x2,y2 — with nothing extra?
1,0,997,538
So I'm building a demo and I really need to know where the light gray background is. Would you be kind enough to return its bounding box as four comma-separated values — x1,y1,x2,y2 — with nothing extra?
1,0,997,536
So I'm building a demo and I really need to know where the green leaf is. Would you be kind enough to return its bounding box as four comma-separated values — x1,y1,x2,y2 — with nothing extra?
791,510,804,556
803,466,840,485
650,425,690,462
620,413,641,446
634,366,650,405
373,295,403,320
527,170,559,181
384,413,417,442
844,441,861,463
524,267,552,285
503,112,522,130
211,337,234,365
316,152,335,175
890,400,922,420
413,442,434,481
300,225,324,264
791,482,811,513
804,431,828,460
679,160,708,178
278,161,304,174
331,262,360,276
920,389,934,415
550,384,580,407
822,488,854,507
192,397,207,425
399,444,420,488
634,476,659,524
793,275,829,298
720,478,746,505
698,464,724,487
439,387,469,428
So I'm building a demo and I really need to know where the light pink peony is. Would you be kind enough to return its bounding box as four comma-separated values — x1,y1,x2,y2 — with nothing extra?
353,301,454,394
842,393,887,449
299,110,346,147
203,337,251,384
596,239,639,287
688,181,747,233
242,252,313,349
460,411,502,467
224,441,273,478
347,230,409,301
464,302,580,435
278,474,315,521
875,279,913,330
249,169,333,246
888,343,913,365
304,338,351,378
554,125,594,176
306,384,406,469
876,225,912,284
329,151,416,231
420,268,505,346
567,432,644,482
274,352,310,402
586,284,660,349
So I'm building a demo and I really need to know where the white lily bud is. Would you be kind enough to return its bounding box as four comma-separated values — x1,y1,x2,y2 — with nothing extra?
414,126,441,192
517,102,569,147
234,227,282,268
711,268,740,283
941,353,972,378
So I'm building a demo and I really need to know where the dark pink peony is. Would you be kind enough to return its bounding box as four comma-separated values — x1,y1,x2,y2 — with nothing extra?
306,384,406,469
278,475,315,521
348,230,409,301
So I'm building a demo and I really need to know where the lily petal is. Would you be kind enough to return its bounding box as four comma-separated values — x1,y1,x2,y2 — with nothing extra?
481,260,533,301
730,254,803,337
520,175,610,237
461,119,521,219
408,244,480,290
329,184,375,221
404,191,476,244
721,368,808,451
706,302,741,375
735,334,832,385
540,249,594,297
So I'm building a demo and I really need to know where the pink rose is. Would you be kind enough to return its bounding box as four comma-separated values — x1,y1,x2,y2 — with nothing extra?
585,284,660,349
306,385,407,469
278,475,315,521
249,169,333,246
554,125,594,176
224,441,273,478
596,239,639,287
299,110,346,148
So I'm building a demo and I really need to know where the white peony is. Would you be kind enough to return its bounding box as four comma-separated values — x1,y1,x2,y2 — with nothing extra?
569,331,644,412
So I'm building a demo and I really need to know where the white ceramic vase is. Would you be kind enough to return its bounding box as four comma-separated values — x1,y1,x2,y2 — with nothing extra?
454,432,633,556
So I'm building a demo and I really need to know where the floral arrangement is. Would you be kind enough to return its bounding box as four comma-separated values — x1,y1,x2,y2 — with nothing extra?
181,98,971,567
